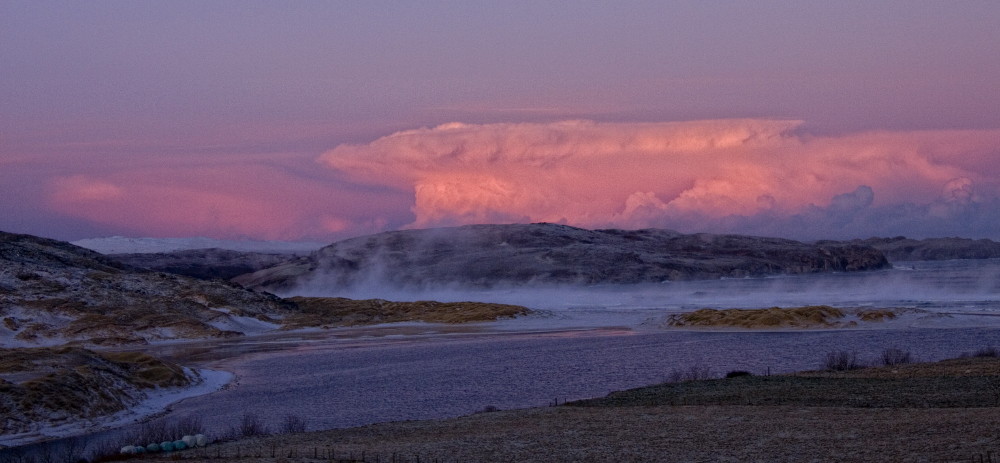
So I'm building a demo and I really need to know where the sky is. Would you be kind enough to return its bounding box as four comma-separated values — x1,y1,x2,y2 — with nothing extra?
2,1,1000,243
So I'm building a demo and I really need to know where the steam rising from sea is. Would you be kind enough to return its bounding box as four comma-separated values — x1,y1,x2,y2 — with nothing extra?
289,259,1000,330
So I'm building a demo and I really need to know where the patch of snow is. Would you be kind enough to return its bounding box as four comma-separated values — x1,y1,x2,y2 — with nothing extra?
206,314,281,335
0,368,233,448
0,306,75,348
71,236,324,255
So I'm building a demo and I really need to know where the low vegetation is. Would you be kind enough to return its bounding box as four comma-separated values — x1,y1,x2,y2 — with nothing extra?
571,355,1000,409
665,365,715,383
282,297,531,328
880,348,913,366
824,350,863,371
667,305,899,329
0,347,191,437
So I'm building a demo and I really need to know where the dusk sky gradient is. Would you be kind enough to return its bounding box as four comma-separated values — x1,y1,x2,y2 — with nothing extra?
3,1,1000,242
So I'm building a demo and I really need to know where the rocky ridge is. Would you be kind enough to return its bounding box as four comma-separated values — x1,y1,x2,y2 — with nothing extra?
234,223,890,293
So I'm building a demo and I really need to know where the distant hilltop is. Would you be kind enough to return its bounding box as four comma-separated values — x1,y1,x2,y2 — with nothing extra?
835,236,1000,262
233,223,891,293
71,235,323,255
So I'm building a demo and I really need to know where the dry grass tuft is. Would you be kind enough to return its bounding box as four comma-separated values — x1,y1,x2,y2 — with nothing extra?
101,351,190,388
668,305,846,329
858,309,897,322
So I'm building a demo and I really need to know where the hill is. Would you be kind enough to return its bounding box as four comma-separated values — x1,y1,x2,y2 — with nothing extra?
0,231,293,347
109,248,292,280
233,223,890,292
845,236,1000,261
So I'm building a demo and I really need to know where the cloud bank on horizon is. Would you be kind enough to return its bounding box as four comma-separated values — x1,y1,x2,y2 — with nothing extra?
315,119,1000,241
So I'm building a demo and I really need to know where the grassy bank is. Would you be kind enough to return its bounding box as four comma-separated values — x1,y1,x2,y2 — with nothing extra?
667,305,900,329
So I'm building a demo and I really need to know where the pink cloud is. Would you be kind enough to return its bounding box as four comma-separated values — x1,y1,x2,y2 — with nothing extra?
50,175,124,202
320,119,1000,237
46,162,406,241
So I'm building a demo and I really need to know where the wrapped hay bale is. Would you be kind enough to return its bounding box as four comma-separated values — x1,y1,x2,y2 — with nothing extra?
120,445,136,455
160,440,175,452
173,439,187,450
146,443,160,453
182,435,196,447
195,433,209,447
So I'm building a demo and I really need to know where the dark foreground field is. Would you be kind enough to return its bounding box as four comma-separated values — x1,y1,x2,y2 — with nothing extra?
114,356,1000,463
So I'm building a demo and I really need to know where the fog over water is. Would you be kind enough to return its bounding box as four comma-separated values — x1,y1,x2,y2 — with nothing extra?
299,259,1000,327
148,259,1000,434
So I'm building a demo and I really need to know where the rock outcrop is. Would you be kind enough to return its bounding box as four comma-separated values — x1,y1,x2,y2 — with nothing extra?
234,223,890,292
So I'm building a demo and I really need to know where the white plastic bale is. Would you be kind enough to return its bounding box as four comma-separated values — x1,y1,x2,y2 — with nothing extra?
195,433,209,447
182,435,196,447
120,445,135,454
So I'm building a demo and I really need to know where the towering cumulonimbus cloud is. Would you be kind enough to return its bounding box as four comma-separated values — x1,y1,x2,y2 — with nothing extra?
319,119,1000,238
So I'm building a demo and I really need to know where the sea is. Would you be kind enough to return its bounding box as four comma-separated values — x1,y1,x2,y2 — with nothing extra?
8,258,1000,454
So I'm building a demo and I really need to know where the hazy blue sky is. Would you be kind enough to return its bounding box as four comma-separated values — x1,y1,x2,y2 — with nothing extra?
3,1,999,242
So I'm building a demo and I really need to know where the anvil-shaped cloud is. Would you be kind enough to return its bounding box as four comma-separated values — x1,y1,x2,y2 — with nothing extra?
320,119,1000,239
